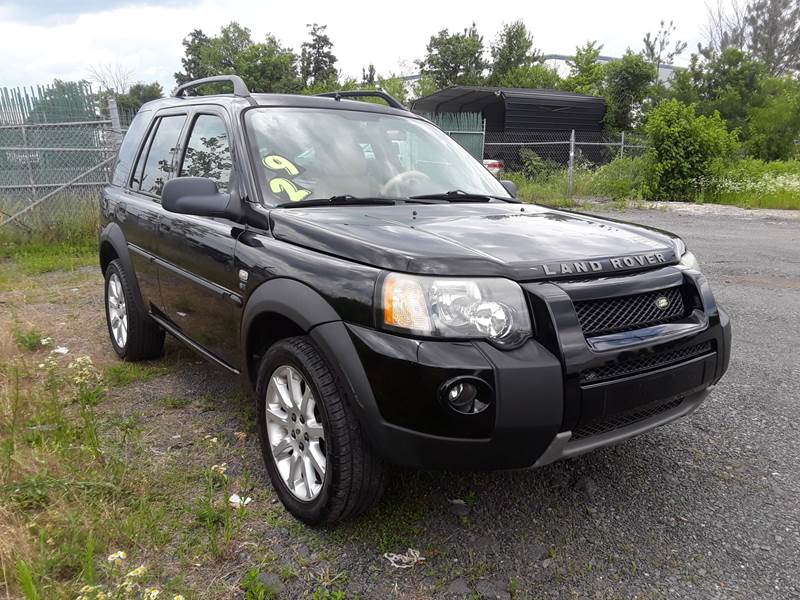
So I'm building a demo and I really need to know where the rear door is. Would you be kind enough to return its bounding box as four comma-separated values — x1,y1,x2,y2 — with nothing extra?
117,110,187,310
156,107,242,368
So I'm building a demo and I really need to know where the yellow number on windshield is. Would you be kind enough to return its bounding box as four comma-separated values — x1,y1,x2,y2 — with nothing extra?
263,155,300,176
269,178,311,202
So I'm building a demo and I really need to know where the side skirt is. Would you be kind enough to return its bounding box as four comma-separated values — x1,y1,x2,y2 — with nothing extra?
150,313,240,376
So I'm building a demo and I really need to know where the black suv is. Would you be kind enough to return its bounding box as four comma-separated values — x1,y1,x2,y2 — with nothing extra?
100,75,731,524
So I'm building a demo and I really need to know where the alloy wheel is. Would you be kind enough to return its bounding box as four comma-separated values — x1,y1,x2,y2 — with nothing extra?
264,365,327,500
107,272,128,349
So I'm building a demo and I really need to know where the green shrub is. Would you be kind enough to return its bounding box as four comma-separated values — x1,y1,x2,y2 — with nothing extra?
586,156,646,199
642,100,739,200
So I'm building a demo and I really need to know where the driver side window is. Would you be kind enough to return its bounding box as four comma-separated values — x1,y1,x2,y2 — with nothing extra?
180,114,232,192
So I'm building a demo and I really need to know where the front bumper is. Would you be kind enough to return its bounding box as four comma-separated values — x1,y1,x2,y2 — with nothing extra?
311,268,731,470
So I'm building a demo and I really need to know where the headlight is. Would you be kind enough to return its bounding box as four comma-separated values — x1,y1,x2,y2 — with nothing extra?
674,238,701,270
680,250,700,270
380,273,532,347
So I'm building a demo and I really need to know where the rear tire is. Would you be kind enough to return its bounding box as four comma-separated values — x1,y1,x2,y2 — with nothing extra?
256,336,387,524
104,259,164,361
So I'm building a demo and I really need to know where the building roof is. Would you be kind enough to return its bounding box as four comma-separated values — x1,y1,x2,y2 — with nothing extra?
411,86,606,132
411,86,603,113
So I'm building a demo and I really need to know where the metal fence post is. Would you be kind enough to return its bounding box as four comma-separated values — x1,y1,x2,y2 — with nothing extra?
481,118,486,159
108,97,123,147
620,131,625,159
567,129,575,197
19,123,37,203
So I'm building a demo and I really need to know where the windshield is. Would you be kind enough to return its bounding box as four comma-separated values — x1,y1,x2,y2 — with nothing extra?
245,107,509,206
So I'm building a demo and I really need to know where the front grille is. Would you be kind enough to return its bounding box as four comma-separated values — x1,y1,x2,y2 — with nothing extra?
573,286,687,337
570,397,685,441
580,341,713,383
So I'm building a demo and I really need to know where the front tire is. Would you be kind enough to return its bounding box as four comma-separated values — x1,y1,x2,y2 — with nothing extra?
256,336,387,524
104,259,164,361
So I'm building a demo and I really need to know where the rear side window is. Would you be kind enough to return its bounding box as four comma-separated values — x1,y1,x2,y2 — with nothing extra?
111,110,151,187
134,115,186,196
180,114,232,192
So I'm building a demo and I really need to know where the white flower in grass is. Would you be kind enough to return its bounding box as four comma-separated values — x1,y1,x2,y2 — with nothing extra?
125,564,147,579
228,493,252,508
107,550,126,564
172,596,186,600
143,588,161,599
210,463,227,476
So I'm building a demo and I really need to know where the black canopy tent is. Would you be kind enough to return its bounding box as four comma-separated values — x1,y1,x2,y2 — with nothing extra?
411,86,606,132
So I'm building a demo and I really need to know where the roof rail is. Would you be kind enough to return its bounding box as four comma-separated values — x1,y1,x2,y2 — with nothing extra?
315,90,406,110
173,75,251,98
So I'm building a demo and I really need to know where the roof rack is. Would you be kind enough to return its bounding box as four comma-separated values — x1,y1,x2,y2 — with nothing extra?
173,75,251,98
315,90,406,110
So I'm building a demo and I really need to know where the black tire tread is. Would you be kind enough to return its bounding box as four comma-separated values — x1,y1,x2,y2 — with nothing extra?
258,336,387,524
106,259,164,361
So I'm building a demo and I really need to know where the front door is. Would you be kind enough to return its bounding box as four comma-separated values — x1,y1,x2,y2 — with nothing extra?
124,112,187,310
156,110,242,368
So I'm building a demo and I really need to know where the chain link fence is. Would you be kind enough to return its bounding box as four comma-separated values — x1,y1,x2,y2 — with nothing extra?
483,129,647,196
0,84,130,232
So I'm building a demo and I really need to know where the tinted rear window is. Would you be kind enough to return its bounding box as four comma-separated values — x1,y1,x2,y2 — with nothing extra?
135,115,186,196
111,110,151,187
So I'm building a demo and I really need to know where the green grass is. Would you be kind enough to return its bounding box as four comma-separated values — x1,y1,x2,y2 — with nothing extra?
0,355,244,598
12,327,43,352
0,203,98,274
509,155,800,209
161,396,192,409
698,189,800,209
103,363,169,387
6,243,97,275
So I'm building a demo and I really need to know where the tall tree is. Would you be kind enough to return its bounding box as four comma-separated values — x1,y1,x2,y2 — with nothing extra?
642,20,687,67
703,0,800,74
565,41,605,95
489,21,540,84
175,29,212,84
746,75,800,159
704,0,748,53
669,48,768,134
87,63,133,94
235,37,301,93
174,24,301,93
115,82,164,112
745,0,800,74
417,24,488,88
603,52,657,130
497,64,561,89
300,24,338,87
362,64,377,85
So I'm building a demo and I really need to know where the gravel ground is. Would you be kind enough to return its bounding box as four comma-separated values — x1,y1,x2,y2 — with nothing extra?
7,203,799,599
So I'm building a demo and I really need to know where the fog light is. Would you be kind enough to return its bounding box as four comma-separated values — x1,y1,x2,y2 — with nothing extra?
441,378,491,415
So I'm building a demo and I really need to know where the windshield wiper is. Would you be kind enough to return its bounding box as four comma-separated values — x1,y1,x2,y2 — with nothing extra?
409,190,521,203
277,195,398,209
277,194,447,208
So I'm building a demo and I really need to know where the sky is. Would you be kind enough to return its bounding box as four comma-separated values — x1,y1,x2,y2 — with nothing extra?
0,0,719,93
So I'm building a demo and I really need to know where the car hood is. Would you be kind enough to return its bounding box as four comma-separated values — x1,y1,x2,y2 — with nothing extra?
268,203,680,281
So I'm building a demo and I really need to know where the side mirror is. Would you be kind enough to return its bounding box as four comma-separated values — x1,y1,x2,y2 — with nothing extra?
500,179,518,198
162,177,241,221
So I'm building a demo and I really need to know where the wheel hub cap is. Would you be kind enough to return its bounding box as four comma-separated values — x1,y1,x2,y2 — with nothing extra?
107,272,128,349
265,365,326,501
